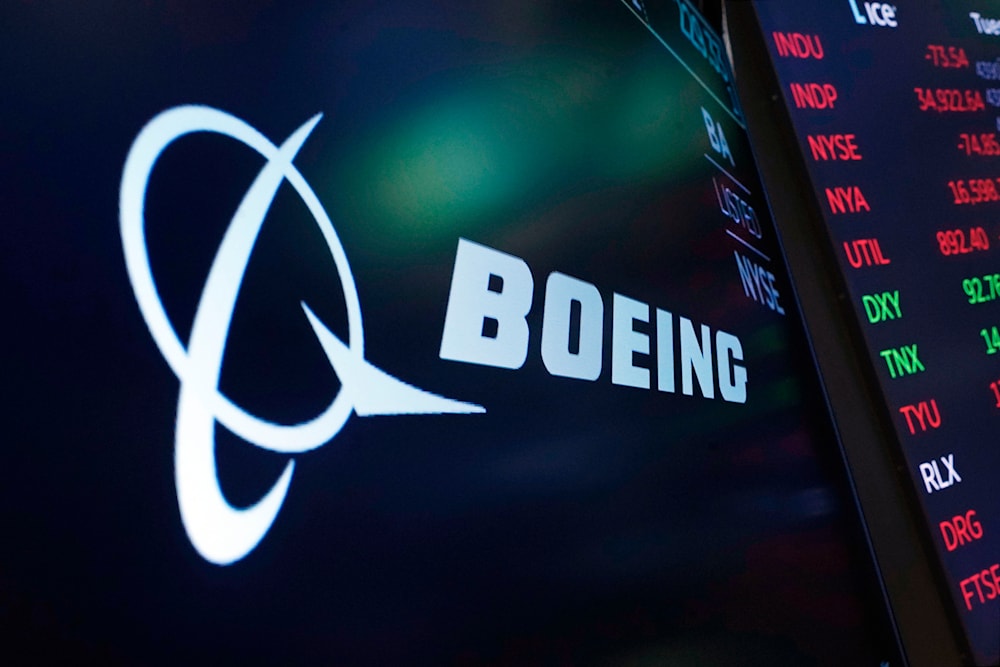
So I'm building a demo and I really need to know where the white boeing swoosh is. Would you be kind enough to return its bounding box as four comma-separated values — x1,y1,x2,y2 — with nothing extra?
119,105,484,566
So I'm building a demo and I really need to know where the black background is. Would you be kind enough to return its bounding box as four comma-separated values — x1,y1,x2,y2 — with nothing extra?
2,1,898,664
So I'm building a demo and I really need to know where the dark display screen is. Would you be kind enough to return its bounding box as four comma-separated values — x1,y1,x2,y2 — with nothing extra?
3,1,900,664
742,2,1000,663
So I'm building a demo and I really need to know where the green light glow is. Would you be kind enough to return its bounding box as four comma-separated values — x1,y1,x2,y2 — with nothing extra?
327,53,700,250
365,97,523,234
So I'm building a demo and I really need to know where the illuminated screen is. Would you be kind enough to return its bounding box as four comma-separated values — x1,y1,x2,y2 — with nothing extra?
731,1,1000,664
3,1,899,664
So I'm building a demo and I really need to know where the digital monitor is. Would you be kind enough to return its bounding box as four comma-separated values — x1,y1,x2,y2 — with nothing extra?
4,1,901,664
726,1,1000,664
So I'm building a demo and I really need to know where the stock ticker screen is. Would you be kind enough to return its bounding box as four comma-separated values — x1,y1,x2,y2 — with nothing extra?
732,1,1000,664
3,0,907,665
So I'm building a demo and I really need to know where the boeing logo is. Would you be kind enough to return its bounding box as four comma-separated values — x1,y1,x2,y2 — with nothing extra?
119,105,484,565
